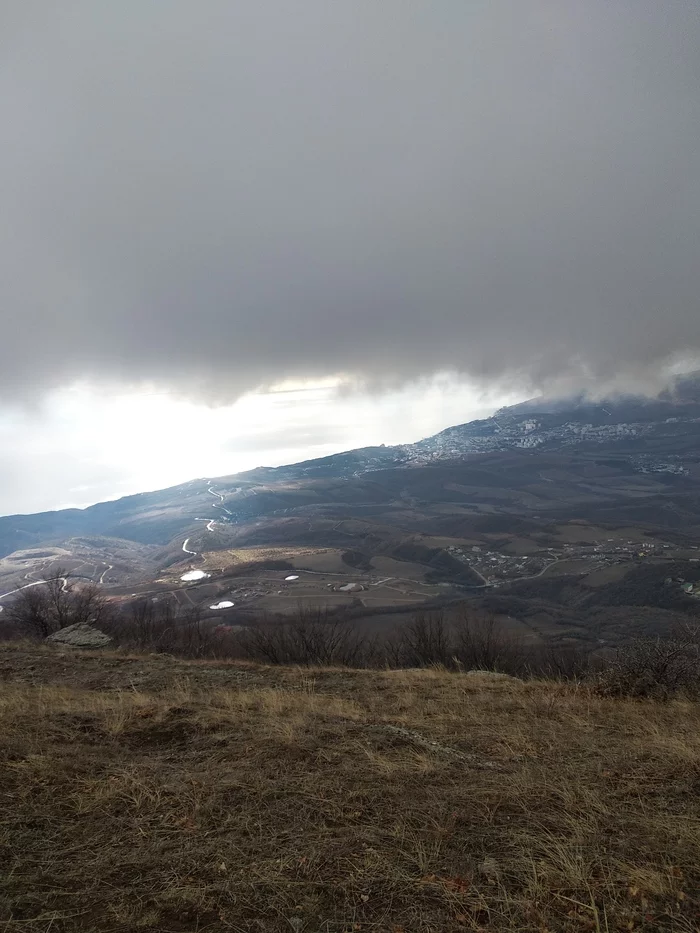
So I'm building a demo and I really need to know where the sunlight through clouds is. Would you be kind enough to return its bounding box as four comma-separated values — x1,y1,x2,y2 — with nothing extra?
0,377,521,514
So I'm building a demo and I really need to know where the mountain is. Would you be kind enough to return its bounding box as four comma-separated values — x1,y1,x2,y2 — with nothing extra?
1,377,700,647
233,372,700,480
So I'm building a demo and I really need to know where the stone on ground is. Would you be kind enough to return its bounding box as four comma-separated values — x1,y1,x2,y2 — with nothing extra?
46,623,112,649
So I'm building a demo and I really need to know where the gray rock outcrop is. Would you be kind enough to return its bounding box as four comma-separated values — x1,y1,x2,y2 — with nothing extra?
46,622,112,648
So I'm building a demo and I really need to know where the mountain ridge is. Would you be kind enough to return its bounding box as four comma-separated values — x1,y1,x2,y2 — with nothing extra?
1,378,699,645
3,377,700,543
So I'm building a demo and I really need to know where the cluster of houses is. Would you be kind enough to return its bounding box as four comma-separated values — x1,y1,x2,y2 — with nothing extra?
666,575,700,597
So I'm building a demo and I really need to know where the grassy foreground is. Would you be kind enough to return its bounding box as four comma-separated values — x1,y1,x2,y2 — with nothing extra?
1,645,699,932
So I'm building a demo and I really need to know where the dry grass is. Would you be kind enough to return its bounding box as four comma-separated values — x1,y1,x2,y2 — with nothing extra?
1,647,700,931
202,546,323,566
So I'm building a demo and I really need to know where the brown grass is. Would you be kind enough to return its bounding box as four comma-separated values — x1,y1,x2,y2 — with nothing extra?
1,645,700,931
202,546,323,566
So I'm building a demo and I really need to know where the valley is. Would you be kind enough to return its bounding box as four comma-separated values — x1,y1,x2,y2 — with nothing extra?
2,380,700,649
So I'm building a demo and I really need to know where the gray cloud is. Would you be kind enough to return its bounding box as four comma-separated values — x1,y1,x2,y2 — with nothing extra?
1,1,699,402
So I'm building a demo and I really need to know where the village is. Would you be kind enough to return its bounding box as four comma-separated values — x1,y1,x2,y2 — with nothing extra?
446,538,700,588
405,416,655,462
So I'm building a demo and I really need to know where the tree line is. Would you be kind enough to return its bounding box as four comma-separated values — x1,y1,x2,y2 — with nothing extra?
4,567,700,698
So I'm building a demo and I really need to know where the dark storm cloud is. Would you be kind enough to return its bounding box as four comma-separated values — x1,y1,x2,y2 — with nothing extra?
1,1,699,400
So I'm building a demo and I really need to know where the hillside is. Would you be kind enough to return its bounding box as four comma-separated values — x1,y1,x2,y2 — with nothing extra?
1,643,699,931
1,379,700,648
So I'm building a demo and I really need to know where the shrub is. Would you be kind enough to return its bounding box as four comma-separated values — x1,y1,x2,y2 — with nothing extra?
109,600,219,658
452,610,522,673
400,612,451,666
595,624,700,698
4,569,111,638
237,606,370,666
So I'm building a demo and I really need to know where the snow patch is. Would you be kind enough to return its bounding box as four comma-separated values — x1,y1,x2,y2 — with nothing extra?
181,570,210,582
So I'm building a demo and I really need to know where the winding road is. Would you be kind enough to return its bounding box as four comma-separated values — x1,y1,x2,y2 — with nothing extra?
0,576,70,602
208,485,233,515
180,485,236,560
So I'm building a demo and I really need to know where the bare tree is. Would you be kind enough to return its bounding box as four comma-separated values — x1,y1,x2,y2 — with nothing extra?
527,643,591,680
238,606,369,666
178,606,213,658
401,612,450,667
126,598,158,647
379,626,408,668
453,610,521,673
5,568,110,638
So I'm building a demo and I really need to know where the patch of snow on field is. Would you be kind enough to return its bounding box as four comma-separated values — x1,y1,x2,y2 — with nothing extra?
210,600,234,610
181,570,210,582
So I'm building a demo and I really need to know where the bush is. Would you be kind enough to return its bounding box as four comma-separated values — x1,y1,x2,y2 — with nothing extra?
4,568,111,638
105,597,596,682
595,624,700,698
399,612,451,666
109,599,220,658
237,606,371,666
527,643,592,680
452,610,522,673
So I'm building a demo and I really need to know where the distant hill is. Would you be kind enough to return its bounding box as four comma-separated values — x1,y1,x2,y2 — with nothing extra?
2,377,700,650
2,375,700,557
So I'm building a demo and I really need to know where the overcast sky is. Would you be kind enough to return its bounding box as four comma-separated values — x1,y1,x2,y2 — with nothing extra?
0,378,519,515
1,2,699,515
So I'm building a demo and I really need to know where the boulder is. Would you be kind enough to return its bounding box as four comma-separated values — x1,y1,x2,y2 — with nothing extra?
463,670,522,683
46,622,112,649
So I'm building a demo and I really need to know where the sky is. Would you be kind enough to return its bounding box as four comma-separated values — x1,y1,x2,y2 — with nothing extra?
1,2,699,515
0,377,521,515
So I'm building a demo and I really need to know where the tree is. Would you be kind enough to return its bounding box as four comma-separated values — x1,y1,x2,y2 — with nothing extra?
453,609,520,673
5,568,110,639
401,612,450,667
238,606,369,666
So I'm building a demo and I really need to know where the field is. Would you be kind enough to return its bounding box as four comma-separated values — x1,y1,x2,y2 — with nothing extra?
2,644,700,931
154,547,454,617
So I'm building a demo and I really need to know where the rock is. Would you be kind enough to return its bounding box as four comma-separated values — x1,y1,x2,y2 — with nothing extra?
46,623,112,649
463,670,521,683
